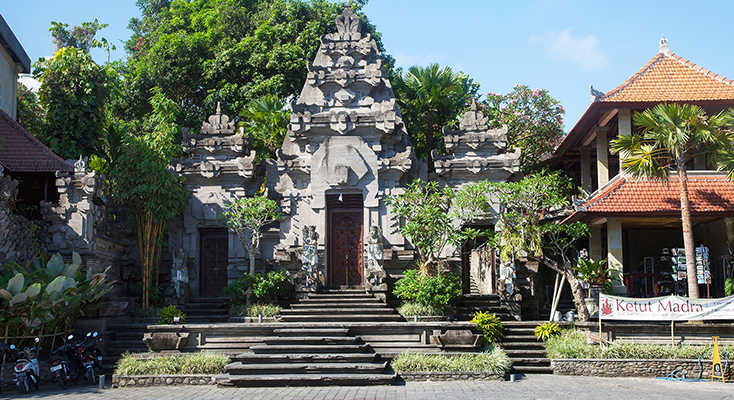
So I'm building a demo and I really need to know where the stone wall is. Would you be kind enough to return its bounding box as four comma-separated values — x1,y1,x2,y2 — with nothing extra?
0,176,37,265
399,372,505,381
112,374,217,387
552,358,733,380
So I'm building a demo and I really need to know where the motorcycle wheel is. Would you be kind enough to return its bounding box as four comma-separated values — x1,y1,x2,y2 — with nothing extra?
59,375,67,389
20,376,30,394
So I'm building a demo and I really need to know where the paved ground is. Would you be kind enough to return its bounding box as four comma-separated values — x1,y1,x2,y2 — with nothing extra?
4,375,734,400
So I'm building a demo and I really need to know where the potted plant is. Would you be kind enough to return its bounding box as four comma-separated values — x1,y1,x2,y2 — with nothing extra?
573,259,615,317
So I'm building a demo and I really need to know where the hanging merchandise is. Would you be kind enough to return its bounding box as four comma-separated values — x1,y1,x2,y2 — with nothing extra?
696,245,711,285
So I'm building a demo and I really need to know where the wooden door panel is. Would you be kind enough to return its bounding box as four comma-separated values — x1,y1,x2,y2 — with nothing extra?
200,230,228,297
329,211,363,286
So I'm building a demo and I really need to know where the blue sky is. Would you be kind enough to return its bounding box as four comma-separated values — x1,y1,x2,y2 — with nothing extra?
2,0,734,131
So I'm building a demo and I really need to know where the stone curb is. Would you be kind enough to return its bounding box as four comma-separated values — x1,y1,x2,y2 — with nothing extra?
399,371,505,381
552,358,733,379
112,374,217,387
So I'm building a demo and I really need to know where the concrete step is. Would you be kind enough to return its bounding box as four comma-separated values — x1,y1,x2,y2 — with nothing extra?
505,349,547,358
186,316,230,323
307,292,375,298
262,337,359,345
272,328,350,336
279,314,403,322
109,323,150,331
511,357,551,366
298,297,384,304
234,353,377,364
183,308,228,315
503,334,539,342
225,361,388,375
281,308,396,315
189,297,230,303
510,366,553,374
503,327,537,335
502,342,544,350
114,332,144,340
291,302,387,308
217,373,396,387
250,344,370,354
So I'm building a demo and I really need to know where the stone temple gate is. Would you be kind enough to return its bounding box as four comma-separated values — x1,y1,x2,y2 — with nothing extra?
169,5,520,299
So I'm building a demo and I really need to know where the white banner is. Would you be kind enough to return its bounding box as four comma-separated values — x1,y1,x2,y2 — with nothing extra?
599,293,734,321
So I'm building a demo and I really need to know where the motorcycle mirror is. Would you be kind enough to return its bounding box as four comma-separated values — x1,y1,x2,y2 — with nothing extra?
35,337,40,343
86,332,92,337
68,334,74,340
9,345,15,350
93,332,98,337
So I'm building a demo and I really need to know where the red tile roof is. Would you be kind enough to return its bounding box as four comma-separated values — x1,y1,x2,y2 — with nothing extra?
599,52,734,103
0,109,71,173
576,175,734,215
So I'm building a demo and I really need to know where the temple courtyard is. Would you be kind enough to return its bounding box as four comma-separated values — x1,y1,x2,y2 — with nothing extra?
11,375,731,400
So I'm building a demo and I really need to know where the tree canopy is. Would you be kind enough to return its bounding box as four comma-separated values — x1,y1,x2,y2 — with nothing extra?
121,0,389,128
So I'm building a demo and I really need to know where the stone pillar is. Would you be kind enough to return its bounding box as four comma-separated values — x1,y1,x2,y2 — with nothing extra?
580,147,592,194
606,218,626,294
596,128,609,188
617,109,631,173
589,225,603,261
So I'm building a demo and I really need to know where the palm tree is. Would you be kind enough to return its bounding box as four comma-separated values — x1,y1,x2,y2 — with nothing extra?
393,63,477,171
240,94,289,161
611,103,732,298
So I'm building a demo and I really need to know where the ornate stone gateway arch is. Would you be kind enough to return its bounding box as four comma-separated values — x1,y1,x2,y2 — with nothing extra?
269,4,414,291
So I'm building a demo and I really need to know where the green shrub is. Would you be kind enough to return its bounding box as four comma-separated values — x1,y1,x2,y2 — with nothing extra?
158,305,186,325
534,322,563,341
114,352,229,375
393,269,462,311
223,269,291,305
229,303,282,317
545,329,734,359
397,302,454,317
470,311,504,344
391,346,511,373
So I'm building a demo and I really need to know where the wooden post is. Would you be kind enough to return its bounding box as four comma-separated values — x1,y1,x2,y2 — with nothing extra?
671,320,675,346
549,273,561,322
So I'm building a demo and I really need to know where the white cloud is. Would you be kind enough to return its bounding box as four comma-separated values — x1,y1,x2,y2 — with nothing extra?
529,29,608,71
19,74,41,92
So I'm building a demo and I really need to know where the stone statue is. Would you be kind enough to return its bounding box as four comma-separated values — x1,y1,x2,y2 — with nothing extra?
365,226,387,290
0,176,19,202
300,226,320,289
171,247,189,299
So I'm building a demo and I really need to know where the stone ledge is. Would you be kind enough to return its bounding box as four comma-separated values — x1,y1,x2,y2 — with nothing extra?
112,374,217,387
399,371,505,381
552,359,733,379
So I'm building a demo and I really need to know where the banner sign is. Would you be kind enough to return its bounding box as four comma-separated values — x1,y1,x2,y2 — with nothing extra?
599,293,734,321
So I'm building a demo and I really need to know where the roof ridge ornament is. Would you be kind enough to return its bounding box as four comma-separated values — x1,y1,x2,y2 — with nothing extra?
590,85,605,102
659,35,669,54
335,2,361,40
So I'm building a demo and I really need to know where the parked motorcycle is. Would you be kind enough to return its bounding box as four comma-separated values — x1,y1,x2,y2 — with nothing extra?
50,334,82,388
80,332,103,384
10,338,40,394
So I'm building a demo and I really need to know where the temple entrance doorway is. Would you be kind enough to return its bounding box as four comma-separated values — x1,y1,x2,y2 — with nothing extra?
199,227,229,297
327,193,364,286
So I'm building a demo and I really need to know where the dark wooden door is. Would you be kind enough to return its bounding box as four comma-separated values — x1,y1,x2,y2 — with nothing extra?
327,194,363,286
200,228,229,297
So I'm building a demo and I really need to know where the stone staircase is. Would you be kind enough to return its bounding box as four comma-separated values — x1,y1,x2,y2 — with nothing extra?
216,289,397,386
501,321,552,374
457,294,514,322
182,297,230,323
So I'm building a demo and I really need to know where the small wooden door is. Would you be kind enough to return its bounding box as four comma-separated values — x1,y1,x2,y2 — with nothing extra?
200,228,229,297
327,194,363,286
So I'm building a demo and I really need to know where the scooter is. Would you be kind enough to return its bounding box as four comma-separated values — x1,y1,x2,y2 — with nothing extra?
50,334,81,389
81,332,103,384
10,338,40,394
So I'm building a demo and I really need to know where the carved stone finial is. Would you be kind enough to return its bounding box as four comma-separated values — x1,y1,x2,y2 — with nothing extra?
590,85,605,102
335,3,361,38
216,101,221,115
74,155,88,174
470,99,477,112
659,35,669,54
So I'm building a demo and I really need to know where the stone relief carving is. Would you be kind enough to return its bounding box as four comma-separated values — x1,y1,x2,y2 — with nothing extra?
201,102,235,134
299,225,320,291
365,226,387,290
74,156,88,175
335,5,361,40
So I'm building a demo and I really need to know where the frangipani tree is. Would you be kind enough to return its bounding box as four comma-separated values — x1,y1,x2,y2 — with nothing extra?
611,103,733,299
223,195,283,276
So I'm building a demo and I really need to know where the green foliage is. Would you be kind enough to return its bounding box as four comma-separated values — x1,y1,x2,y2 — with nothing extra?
122,0,389,127
240,94,289,161
115,352,229,376
223,195,283,275
114,89,189,307
34,45,113,159
229,303,282,317
393,269,462,313
157,305,186,325
49,19,116,55
0,252,112,345
481,85,565,170
387,179,455,275
396,302,453,317
393,63,479,167
534,322,563,342
725,277,734,296
223,270,291,306
545,329,734,360
16,82,45,138
573,259,613,286
470,311,504,344
390,347,511,373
